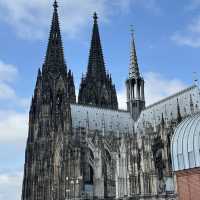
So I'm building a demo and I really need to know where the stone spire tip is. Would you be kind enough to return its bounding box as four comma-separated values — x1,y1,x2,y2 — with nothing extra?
93,12,98,23
53,0,58,10
130,25,134,38
129,25,140,79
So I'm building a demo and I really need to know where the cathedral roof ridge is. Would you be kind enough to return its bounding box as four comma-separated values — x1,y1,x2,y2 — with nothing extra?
71,103,128,113
145,84,198,111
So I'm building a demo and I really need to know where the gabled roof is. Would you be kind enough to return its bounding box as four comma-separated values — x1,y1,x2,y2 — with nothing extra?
136,85,200,132
70,104,134,134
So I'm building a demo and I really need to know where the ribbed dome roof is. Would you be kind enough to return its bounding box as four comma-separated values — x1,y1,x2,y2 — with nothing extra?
171,113,200,171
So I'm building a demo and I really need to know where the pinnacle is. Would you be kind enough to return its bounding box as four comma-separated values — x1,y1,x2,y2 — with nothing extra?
87,13,106,79
53,0,58,9
177,98,182,122
93,12,98,23
129,30,140,79
43,0,65,72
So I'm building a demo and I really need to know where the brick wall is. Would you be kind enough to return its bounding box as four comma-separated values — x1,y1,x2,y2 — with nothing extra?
176,168,200,200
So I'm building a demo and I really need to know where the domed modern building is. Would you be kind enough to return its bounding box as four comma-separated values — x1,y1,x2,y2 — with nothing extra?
171,114,200,200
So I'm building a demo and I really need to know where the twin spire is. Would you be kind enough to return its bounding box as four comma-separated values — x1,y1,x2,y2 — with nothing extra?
44,2,106,80
44,0,65,72
87,12,106,79
43,1,141,112
78,12,118,109
44,0,140,81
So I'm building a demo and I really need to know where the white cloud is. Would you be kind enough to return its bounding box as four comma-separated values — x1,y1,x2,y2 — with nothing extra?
185,0,200,10
144,72,187,105
0,60,18,82
117,89,127,110
0,171,23,200
172,1,200,48
0,82,16,100
0,110,28,143
171,33,200,48
0,0,111,39
0,60,28,200
0,60,18,100
171,16,200,48
117,71,187,109
0,59,29,144
0,0,160,40
0,59,30,108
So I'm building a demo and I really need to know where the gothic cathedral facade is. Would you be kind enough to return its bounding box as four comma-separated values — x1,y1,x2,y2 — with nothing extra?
21,1,200,200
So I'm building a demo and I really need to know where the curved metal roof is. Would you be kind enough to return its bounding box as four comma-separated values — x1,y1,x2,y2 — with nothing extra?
171,113,200,171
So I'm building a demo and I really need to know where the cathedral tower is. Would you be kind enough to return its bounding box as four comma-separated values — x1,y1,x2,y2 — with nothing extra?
126,31,145,120
78,13,118,109
21,2,75,199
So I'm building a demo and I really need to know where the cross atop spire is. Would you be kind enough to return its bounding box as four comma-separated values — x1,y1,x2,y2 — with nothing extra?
53,0,58,9
43,0,65,73
130,25,134,38
129,27,140,79
93,12,98,23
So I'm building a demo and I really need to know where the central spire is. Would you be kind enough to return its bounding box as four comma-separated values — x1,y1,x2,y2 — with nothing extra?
129,29,140,79
44,0,65,72
87,12,106,79
126,29,145,120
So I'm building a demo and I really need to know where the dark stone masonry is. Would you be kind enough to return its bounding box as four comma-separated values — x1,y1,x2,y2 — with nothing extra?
22,1,199,199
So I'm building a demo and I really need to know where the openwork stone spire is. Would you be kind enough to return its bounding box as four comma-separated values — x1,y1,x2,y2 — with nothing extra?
44,0,65,72
87,12,106,79
21,2,76,200
129,29,140,79
78,13,118,109
126,29,145,120
42,1,76,102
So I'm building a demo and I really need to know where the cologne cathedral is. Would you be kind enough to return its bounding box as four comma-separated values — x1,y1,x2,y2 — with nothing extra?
21,1,200,200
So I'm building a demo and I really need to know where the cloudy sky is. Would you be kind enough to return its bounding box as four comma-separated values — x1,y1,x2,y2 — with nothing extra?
0,0,200,199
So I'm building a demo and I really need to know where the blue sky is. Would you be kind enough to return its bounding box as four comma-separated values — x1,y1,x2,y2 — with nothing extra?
0,0,200,199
